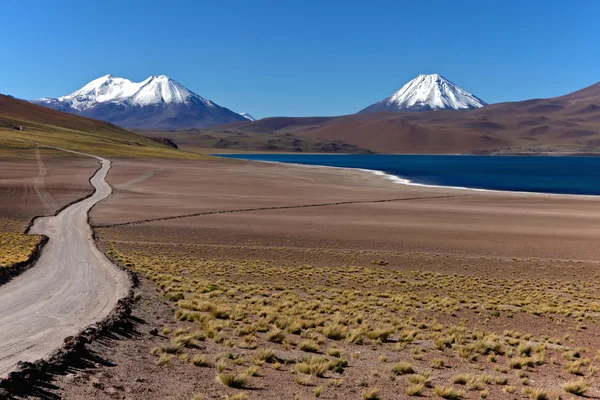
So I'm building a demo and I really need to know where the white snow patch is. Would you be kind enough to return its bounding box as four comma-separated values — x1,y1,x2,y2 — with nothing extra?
239,112,256,121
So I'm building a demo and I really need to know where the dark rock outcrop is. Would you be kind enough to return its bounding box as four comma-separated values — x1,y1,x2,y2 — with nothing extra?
151,137,179,149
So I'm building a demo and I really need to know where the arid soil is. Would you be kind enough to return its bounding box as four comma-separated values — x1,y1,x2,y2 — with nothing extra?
32,157,600,400
0,148,98,228
92,158,600,261
0,149,99,271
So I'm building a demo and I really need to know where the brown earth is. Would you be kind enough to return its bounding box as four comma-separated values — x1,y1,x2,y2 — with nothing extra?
0,148,98,228
183,81,600,155
31,157,600,400
90,158,600,262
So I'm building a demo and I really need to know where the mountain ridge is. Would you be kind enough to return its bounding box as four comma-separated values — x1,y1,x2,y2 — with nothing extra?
204,79,600,155
32,75,247,130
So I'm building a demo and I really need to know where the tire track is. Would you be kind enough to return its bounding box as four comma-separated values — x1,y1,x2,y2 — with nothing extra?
96,194,469,228
32,145,59,211
116,167,165,191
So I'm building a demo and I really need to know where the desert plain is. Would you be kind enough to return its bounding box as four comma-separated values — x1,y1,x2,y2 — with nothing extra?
3,149,600,399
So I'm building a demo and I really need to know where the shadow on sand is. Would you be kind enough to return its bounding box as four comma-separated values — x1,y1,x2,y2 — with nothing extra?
3,315,145,399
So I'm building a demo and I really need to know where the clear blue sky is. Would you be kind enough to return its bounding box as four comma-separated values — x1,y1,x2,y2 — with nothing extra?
1,0,598,118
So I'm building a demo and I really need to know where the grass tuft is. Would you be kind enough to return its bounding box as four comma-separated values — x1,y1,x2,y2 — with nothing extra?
434,386,465,400
362,388,380,400
561,379,589,396
391,361,415,375
216,372,248,388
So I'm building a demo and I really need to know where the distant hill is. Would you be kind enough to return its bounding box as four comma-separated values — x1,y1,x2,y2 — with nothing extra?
135,127,371,154
32,74,247,130
0,94,201,158
203,81,600,155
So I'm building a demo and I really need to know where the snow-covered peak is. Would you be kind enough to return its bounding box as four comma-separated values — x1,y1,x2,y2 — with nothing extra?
47,74,214,110
418,73,441,79
58,75,136,110
131,75,200,106
239,112,256,121
371,74,487,112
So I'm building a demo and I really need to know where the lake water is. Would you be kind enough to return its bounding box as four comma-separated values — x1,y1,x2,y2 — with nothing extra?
216,154,600,195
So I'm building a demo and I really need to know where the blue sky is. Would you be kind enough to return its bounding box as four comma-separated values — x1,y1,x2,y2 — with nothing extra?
1,0,598,118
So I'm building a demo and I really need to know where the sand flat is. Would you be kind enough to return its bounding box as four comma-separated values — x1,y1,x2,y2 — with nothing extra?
0,152,99,227
92,157,600,262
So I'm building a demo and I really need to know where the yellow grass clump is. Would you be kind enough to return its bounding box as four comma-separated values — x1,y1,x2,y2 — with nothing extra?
0,218,43,268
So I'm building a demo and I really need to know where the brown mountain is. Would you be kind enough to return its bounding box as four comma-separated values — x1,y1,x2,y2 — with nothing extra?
204,81,600,155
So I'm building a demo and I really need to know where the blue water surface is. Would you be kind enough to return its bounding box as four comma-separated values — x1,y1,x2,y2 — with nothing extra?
215,154,600,195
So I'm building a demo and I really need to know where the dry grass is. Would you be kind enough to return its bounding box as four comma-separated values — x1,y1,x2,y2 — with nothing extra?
434,386,465,399
216,372,248,388
101,232,600,398
361,388,380,400
406,383,425,396
0,98,206,159
391,361,415,376
524,388,550,400
295,374,312,386
0,218,42,268
191,355,211,367
561,379,589,396
298,340,320,353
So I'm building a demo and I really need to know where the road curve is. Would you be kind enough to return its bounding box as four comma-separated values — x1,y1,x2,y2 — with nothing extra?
0,153,129,378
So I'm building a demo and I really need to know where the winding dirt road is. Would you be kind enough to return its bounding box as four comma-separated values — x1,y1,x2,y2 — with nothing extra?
0,152,129,378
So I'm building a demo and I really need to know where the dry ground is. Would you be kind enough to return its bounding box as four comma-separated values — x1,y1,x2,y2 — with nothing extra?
0,148,98,226
39,158,600,399
0,148,98,269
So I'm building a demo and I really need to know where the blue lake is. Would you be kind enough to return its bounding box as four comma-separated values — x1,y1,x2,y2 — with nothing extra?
215,154,600,195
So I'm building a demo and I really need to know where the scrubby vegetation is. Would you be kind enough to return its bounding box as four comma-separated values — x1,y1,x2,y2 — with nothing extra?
0,218,42,268
100,232,600,398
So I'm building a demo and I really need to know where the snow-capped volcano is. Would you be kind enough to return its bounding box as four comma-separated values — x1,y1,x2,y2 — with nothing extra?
33,74,247,129
239,112,256,121
359,74,487,113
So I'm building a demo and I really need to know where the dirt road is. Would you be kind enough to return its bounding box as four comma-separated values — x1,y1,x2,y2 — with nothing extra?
0,153,129,378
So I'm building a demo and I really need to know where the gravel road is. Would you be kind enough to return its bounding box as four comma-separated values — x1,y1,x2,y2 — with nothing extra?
0,154,129,378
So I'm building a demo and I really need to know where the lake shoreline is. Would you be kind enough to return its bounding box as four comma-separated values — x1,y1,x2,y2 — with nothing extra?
215,153,600,197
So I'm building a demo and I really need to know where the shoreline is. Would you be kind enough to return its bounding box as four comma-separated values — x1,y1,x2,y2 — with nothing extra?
213,155,600,199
